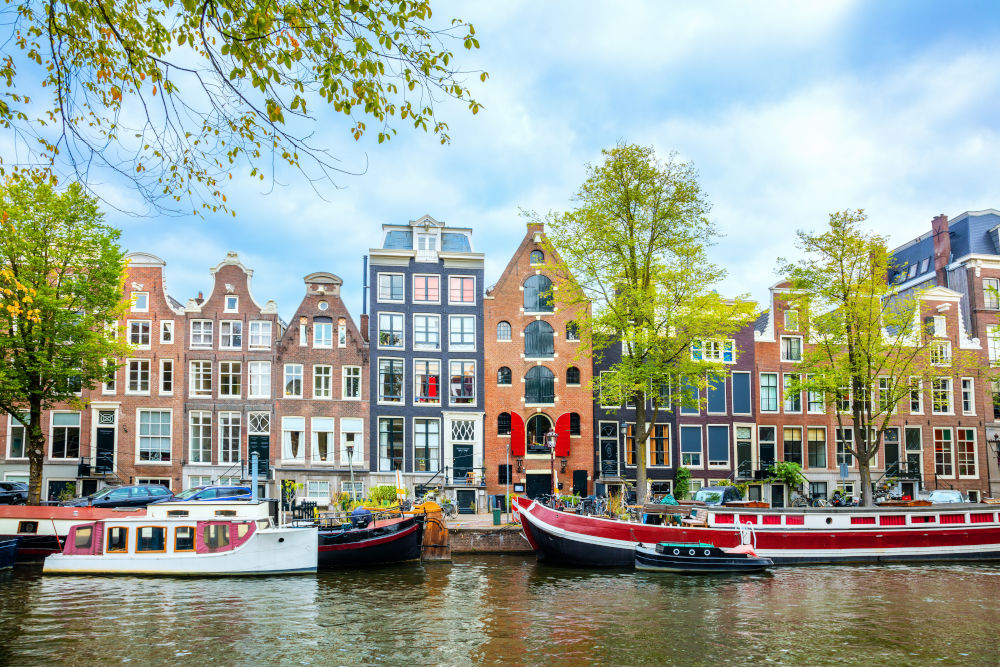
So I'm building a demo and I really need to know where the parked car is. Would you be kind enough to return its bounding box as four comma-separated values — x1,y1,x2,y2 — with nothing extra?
61,484,173,508
150,485,252,504
0,481,28,505
927,489,966,504
692,486,744,506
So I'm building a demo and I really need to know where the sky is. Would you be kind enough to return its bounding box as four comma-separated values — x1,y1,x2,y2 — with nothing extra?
98,0,1000,322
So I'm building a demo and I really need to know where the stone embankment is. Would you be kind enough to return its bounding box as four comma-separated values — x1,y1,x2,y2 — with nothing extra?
447,514,533,554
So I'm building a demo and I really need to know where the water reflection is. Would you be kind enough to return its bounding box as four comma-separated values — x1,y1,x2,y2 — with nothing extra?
0,560,998,665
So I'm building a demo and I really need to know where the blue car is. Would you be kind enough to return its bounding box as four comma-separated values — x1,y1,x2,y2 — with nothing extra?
151,485,252,504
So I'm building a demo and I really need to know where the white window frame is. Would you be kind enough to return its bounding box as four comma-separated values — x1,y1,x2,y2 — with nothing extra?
189,411,212,464
784,309,799,332
218,411,241,464
780,335,803,362
126,358,151,395
103,359,117,395
311,417,337,465
413,313,441,351
448,359,477,407
313,321,333,349
377,312,405,350
378,357,405,405
340,417,364,466
159,319,174,344
284,364,304,398
759,372,778,413
281,416,306,462
983,278,1000,310
313,364,333,399
338,321,347,348
412,274,441,304
448,275,476,306
377,272,405,303
159,358,174,396
987,324,1000,365
224,295,239,313
961,377,975,416
220,320,243,350
219,360,242,398
342,365,361,400
783,373,802,413
128,319,152,349
136,408,172,465
413,358,442,406
930,341,951,366
190,319,213,349
679,424,704,469
706,424,730,469
956,427,979,479
448,314,476,352
248,361,271,399
249,320,272,349
189,360,212,398
931,377,953,415
131,291,148,312
909,376,923,414
49,411,82,460
932,315,947,337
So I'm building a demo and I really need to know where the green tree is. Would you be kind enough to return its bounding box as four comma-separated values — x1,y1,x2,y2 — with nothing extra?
780,210,987,507
540,144,756,505
1,0,485,214
0,177,129,505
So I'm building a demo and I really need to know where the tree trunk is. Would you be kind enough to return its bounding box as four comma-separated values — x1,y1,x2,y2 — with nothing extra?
634,393,648,505
27,399,44,506
859,456,874,507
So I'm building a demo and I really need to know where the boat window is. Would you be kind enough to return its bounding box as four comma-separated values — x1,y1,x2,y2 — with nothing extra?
107,527,129,552
136,526,166,552
214,510,237,517
74,526,94,550
175,526,195,552
236,523,250,539
167,510,190,517
16,521,38,534
204,524,231,551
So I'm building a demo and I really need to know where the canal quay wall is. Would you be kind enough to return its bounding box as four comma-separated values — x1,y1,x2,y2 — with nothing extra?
448,523,533,554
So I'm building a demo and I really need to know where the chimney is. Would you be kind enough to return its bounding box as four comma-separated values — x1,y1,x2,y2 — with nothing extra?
932,214,950,286
526,221,545,233
359,313,369,343
196,290,204,305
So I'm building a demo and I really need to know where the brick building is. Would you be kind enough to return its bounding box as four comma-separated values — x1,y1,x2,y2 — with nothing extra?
483,222,593,501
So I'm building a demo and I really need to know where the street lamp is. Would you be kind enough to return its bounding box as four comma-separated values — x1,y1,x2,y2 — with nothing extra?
545,427,558,497
346,443,356,502
990,434,1000,468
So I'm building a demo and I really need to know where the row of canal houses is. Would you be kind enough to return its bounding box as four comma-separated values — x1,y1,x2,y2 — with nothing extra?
2,212,1000,507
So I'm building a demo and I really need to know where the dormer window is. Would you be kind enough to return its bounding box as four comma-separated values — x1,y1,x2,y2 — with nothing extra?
225,295,238,312
417,234,437,251
919,258,930,274
131,292,148,312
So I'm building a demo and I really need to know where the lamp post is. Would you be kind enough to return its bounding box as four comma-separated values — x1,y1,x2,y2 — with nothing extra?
545,428,558,497
346,443,356,502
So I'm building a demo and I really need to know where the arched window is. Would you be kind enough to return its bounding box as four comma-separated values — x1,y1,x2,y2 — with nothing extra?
525,413,553,453
497,412,511,435
529,249,544,265
496,321,512,341
525,366,555,404
569,412,581,436
566,366,581,385
524,320,554,357
523,275,554,312
566,321,580,341
497,367,512,385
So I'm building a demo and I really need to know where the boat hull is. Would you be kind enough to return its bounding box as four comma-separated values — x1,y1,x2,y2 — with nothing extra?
317,517,421,567
0,538,18,569
515,497,1000,567
634,544,772,574
0,506,145,562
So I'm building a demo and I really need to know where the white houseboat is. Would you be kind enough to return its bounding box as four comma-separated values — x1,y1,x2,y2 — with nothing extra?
43,501,317,576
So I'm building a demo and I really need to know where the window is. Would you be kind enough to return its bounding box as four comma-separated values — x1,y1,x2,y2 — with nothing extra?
378,417,404,471
680,426,702,467
931,378,952,414
909,377,923,414
449,315,475,351
780,336,802,362
417,233,437,252
624,424,636,465
342,366,361,399
224,295,239,312
136,526,166,552
378,273,404,302
930,341,951,366
414,360,441,404
138,410,171,462
219,412,240,464
413,275,440,302
691,338,736,363
160,320,174,344
984,278,1000,309
249,321,272,348
569,413,581,436
189,412,212,463
957,428,977,477
934,427,953,477
758,426,776,467
340,418,363,464
498,412,511,435
314,365,333,399
498,464,512,484
249,361,270,399
784,310,799,332
376,313,403,349
107,526,128,553
961,378,975,415
994,381,1000,420
284,364,303,398
220,321,242,349
525,366,555,404
783,374,801,412
987,325,1000,364
414,419,440,472
566,366,580,385
304,481,330,501
128,320,151,347
524,320,554,357
282,416,305,461
497,367,512,385
312,417,335,463
449,276,475,304
127,359,151,394
599,370,616,408
449,360,476,405
190,320,213,348
877,377,893,413
299,321,307,346
783,427,802,465
529,249,544,265
8,416,26,458
932,315,947,337
159,359,173,395
566,322,580,342
807,427,826,468
338,320,347,347
219,361,241,398
414,315,440,350
378,359,403,403
51,413,81,459
175,526,195,552
919,257,930,274
523,275,553,312
760,373,778,412
806,375,824,413
190,360,211,397
131,291,148,311
496,321,512,341
836,428,853,467
650,425,668,465
103,359,117,394
314,320,333,348
837,386,851,413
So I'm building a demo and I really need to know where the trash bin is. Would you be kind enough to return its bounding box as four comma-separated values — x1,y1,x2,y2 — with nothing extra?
492,508,502,526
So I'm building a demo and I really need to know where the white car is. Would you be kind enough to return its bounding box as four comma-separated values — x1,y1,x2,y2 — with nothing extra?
927,490,966,503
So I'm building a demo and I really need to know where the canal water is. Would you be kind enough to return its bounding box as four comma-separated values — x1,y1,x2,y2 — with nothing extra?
1,557,998,665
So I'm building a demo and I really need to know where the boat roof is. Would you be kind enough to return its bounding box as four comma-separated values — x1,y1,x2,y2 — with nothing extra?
0,506,144,521
145,500,274,521
657,542,716,548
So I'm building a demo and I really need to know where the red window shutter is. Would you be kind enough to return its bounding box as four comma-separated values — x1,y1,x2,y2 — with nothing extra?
510,412,526,457
555,413,571,457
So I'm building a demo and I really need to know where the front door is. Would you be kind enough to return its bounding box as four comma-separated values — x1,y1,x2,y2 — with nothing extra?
95,427,115,474
736,441,752,478
452,444,473,483
456,489,476,514
572,470,589,496
771,484,785,508
599,422,619,477
248,435,270,479
526,473,552,499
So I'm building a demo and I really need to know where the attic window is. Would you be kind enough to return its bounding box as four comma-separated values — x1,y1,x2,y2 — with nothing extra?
530,250,544,265
225,295,238,312
919,258,930,274
318,301,329,311
907,264,917,279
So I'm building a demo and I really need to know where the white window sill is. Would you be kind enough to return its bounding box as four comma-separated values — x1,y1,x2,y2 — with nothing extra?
135,460,173,466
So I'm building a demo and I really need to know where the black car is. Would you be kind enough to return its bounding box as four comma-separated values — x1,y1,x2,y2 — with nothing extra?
0,481,28,505
150,485,252,504
61,484,173,509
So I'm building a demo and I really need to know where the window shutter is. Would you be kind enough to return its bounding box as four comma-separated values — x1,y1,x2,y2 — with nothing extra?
555,413,571,457
510,412,526,457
